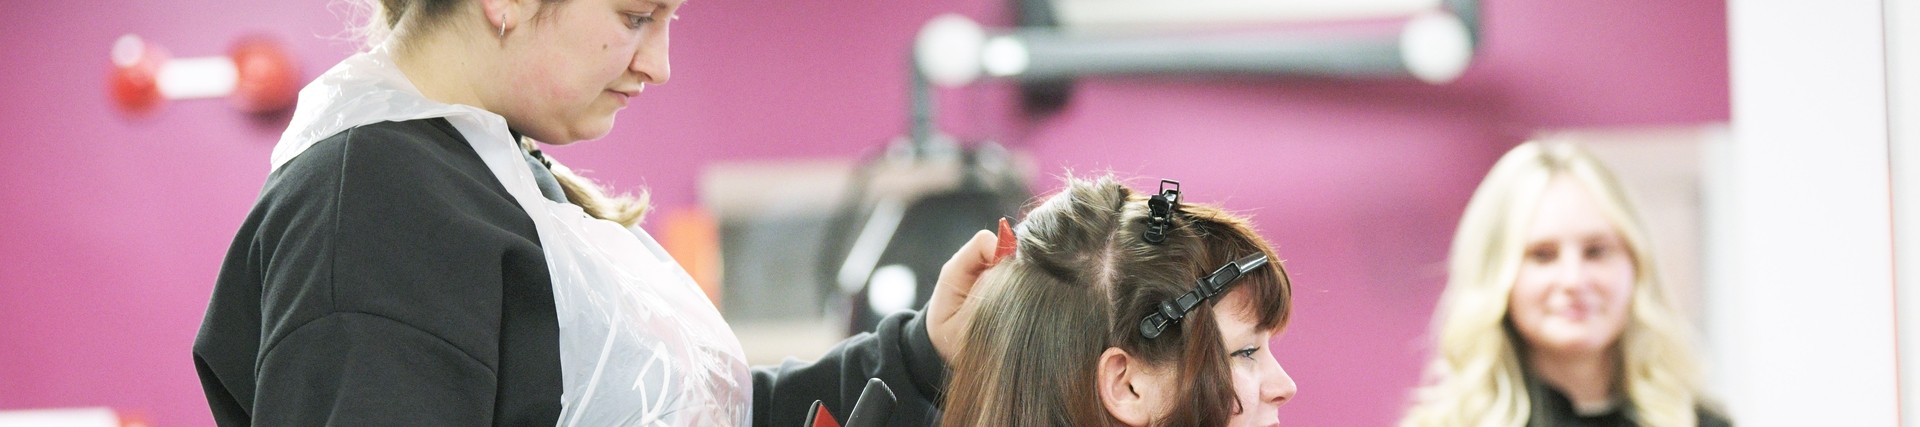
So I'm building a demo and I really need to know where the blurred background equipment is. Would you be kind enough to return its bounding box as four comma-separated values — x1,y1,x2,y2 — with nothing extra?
915,0,1480,110
706,13,1036,357
702,136,1031,364
109,34,299,116
820,137,1028,336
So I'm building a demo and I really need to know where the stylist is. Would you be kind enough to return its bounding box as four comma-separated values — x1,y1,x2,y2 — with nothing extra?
190,0,992,425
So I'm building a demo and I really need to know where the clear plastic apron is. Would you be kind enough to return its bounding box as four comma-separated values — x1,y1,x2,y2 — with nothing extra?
270,44,751,426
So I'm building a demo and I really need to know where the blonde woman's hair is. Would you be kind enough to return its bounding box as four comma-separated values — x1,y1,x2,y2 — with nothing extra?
941,174,1292,426
1399,141,1708,427
338,0,649,225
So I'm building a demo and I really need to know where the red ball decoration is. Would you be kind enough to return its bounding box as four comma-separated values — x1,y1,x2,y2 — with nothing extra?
228,36,299,114
108,34,168,115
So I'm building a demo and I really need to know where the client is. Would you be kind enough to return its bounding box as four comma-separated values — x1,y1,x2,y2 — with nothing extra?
942,174,1298,426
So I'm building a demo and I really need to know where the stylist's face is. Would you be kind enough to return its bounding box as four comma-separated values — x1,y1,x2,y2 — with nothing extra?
503,0,677,144
1509,177,1635,357
1216,290,1296,427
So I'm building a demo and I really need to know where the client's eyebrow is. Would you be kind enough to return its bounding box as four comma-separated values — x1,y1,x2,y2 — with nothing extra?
1219,319,1266,345
1231,329,1266,346
629,0,683,12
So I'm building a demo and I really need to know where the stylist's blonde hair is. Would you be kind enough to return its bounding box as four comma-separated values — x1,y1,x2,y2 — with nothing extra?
1400,140,1707,427
341,0,649,225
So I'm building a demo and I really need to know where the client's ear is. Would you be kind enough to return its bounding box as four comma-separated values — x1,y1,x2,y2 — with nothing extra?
1097,347,1157,426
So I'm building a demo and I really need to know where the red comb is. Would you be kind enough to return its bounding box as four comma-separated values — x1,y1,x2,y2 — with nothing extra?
995,217,1016,261
807,401,841,427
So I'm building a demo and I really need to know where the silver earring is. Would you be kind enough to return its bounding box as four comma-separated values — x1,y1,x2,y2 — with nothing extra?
499,13,508,37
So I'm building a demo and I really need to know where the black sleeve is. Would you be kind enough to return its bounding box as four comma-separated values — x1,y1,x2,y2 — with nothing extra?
195,119,558,426
751,310,949,426
250,313,499,425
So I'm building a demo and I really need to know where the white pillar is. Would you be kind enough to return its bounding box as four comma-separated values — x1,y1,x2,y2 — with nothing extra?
1889,0,1920,424
1709,0,1896,426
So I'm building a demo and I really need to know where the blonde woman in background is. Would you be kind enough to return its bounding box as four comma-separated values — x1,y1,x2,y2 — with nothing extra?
1399,141,1730,427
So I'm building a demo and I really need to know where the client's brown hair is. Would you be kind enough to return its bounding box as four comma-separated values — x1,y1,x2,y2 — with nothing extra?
941,174,1292,426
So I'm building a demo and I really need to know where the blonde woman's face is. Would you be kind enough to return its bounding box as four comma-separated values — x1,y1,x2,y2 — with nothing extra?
1509,177,1636,357
1215,290,1297,427
499,0,677,144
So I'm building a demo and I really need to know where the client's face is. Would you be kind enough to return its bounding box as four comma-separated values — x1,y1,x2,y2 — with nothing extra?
1508,177,1635,358
1214,289,1297,427
1103,288,1297,427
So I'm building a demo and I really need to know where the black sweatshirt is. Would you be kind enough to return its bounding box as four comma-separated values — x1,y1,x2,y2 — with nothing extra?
194,118,946,426
1524,373,1731,427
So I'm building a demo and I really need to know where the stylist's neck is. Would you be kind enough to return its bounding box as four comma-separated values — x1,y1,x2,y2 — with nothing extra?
1528,347,1619,409
391,25,496,111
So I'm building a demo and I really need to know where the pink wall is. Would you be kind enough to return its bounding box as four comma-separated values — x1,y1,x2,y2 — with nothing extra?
0,0,1724,426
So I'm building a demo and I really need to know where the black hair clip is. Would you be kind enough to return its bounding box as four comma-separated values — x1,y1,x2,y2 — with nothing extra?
1139,253,1269,339
1143,179,1181,245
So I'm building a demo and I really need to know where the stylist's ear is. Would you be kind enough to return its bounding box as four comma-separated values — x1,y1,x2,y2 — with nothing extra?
480,0,526,36
1098,348,1156,426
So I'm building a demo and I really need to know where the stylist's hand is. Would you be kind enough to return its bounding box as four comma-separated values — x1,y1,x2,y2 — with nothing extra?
927,230,999,362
